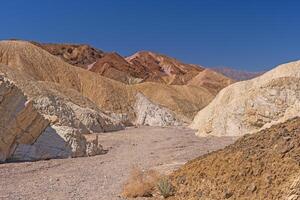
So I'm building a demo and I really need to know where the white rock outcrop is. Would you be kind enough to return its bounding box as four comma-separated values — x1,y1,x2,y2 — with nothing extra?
191,60,300,137
0,75,123,162
134,93,183,127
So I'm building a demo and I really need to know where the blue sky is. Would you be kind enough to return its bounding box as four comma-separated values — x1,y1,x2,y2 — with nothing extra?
0,0,300,71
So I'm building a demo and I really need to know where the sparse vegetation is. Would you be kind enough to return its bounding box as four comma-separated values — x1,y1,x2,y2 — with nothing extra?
122,167,160,198
157,177,175,198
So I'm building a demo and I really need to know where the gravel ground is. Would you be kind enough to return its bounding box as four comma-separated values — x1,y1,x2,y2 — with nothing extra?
0,126,236,200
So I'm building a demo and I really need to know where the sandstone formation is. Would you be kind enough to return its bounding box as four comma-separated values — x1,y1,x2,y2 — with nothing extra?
134,93,183,127
191,60,300,137
171,117,300,200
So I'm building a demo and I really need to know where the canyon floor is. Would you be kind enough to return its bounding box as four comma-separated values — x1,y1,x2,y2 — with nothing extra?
0,126,236,200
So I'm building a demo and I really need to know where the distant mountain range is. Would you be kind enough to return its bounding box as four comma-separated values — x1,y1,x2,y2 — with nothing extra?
212,67,264,81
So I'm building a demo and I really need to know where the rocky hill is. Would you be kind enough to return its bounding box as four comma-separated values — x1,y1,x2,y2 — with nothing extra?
171,117,300,200
30,41,233,89
191,60,300,137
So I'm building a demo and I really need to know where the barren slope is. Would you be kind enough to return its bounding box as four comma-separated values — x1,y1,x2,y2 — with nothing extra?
188,69,235,95
171,117,300,200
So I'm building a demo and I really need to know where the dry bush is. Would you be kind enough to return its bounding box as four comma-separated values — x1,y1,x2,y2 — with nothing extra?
157,177,175,198
122,167,161,198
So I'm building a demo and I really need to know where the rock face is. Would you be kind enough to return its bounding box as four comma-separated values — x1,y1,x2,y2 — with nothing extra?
134,93,183,127
0,76,49,162
191,60,300,137
172,117,300,200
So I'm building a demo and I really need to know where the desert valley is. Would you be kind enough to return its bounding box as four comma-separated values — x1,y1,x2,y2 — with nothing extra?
0,38,299,200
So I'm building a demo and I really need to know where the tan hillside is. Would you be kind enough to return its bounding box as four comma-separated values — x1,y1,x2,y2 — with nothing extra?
188,69,235,95
191,60,300,137
171,117,300,200
0,40,215,124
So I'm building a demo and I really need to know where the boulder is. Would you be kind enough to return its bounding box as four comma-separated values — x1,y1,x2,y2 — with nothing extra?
134,93,183,127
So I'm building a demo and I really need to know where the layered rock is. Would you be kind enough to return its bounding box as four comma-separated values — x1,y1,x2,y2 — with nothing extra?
191,60,300,137
134,93,183,127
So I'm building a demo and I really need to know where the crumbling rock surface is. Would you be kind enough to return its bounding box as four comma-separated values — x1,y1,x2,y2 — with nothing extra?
171,117,300,200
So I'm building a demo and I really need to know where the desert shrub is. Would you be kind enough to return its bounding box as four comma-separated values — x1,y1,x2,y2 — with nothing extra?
157,177,175,198
122,167,160,198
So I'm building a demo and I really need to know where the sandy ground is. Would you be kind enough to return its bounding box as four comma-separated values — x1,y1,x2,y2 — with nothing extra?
0,126,236,200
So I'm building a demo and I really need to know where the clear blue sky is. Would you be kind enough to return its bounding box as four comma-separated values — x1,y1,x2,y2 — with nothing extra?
1,0,300,71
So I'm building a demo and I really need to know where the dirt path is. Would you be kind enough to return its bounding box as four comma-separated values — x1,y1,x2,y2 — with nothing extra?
0,126,236,200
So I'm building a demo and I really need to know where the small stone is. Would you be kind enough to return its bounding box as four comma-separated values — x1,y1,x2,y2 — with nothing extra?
224,191,233,199
248,184,257,192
